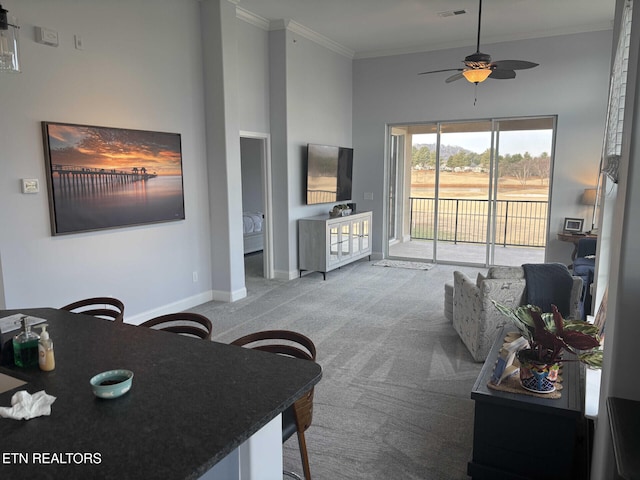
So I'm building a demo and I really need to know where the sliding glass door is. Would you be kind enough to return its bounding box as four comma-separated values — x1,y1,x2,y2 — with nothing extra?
436,121,493,264
388,133,400,244
387,116,554,266
491,117,554,265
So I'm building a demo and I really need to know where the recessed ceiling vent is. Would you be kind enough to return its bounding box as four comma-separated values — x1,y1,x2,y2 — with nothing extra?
437,9,467,18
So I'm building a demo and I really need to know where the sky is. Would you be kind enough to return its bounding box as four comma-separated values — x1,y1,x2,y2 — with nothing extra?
413,129,553,156
45,124,183,176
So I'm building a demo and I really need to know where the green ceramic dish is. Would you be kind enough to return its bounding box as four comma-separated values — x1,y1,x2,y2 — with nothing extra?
89,369,134,399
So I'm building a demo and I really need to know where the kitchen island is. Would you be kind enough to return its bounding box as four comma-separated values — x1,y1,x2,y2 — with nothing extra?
0,308,322,479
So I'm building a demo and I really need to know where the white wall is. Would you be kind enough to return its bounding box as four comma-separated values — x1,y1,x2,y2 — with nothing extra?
591,0,640,477
352,31,612,261
0,0,213,319
1,2,613,320
236,17,270,134
268,26,353,278
201,0,248,302
0,0,349,313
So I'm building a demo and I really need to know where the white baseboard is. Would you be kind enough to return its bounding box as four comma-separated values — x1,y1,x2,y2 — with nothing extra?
213,287,247,303
125,285,250,326
125,290,214,325
274,269,298,281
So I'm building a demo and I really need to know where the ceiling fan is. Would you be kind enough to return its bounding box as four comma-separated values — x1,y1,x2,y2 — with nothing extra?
419,0,539,84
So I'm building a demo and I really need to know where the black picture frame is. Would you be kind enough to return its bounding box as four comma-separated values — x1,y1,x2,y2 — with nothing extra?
563,217,584,233
42,122,185,235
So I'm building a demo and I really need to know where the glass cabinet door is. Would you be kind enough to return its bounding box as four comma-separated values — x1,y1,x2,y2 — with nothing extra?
340,222,351,256
362,217,370,250
351,220,362,255
329,225,340,263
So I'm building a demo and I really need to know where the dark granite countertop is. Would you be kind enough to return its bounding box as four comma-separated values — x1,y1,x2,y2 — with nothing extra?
0,308,322,479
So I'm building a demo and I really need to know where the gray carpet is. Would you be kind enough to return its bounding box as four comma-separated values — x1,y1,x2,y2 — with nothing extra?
192,253,486,479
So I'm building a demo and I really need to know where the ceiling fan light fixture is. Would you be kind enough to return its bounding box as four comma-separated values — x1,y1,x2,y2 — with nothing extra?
462,68,491,83
418,0,538,87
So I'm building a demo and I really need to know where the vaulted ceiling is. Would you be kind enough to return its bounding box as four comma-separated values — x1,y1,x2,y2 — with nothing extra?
235,0,615,59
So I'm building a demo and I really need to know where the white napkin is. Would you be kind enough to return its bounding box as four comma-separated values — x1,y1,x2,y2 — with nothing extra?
0,390,56,420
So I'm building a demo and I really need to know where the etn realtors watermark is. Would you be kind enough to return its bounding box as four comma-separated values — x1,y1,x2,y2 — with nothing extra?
2,452,102,464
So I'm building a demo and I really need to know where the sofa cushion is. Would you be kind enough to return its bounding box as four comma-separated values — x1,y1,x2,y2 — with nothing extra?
522,263,573,317
487,266,524,279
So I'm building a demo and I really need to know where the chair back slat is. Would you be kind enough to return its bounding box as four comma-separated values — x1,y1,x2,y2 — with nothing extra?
139,313,213,340
230,330,316,360
61,297,125,323
230,329,318,480
251,344,313,361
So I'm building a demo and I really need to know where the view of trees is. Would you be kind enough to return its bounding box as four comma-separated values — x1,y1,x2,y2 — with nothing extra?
412,144,550,185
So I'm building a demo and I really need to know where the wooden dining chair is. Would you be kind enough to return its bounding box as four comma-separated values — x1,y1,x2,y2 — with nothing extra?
139,312,213,340
230,330,317,480
61,297,125,323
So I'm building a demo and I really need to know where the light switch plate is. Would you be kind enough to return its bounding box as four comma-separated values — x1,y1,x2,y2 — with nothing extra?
21,178,39,194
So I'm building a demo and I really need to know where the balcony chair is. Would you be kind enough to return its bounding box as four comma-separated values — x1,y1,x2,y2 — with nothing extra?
573,237,597,319
453,264,582,362
139,312,213,340
61,297,125,323
230,330,317,480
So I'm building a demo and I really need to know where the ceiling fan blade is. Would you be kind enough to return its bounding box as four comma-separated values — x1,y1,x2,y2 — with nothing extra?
488,69,516,80
418,68,464,75
491,60,539,71
445,72,465,83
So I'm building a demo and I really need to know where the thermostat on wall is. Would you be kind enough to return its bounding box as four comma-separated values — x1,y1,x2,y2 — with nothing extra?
35,26,59,47
21,179,40,194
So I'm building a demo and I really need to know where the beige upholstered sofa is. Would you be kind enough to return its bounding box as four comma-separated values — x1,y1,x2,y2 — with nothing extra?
452,266,582,362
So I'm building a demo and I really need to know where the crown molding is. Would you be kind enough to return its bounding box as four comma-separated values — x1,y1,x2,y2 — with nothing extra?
235,5,270,30
235,0,356,59
270,19,354,59
234,8,353,58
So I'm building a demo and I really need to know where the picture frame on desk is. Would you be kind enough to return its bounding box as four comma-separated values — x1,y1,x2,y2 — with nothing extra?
563,217,584,233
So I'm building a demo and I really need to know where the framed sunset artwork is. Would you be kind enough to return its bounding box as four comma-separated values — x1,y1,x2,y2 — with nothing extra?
42,122,185,235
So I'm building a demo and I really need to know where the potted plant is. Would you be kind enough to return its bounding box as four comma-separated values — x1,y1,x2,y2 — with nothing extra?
493,302,603,393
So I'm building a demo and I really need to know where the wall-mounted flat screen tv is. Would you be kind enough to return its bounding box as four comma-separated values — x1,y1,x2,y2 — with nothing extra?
306,143,353,205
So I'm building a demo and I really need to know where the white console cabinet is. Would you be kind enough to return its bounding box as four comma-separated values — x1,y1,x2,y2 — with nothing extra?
298,211,372,279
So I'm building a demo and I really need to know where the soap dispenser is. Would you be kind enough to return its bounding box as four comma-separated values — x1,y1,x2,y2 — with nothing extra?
37,324,55,371
13,317,40,368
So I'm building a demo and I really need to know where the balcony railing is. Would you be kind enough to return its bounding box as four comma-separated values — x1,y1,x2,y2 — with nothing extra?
410,197,548,247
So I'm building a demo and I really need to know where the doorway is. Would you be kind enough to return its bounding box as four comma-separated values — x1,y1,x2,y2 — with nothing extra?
240,132,273,279
387,116,555,267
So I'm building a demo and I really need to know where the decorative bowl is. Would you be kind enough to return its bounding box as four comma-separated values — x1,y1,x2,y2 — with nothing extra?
90,369,134,399
329,208,352,218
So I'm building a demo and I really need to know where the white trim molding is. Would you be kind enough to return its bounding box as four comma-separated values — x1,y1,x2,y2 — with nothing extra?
234,4,354,58
270,19,354,58
235,5,270,30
